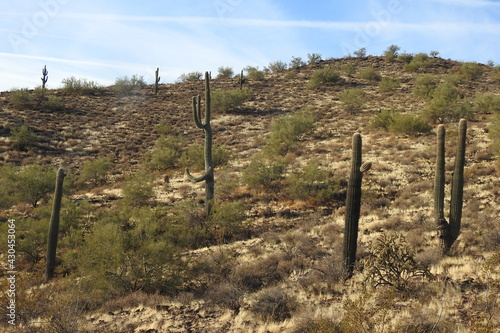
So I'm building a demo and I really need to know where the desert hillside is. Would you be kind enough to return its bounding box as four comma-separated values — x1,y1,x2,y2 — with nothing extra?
1,54,500,332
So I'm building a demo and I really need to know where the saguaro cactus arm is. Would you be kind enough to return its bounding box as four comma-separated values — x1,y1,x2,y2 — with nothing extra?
46,168,65,281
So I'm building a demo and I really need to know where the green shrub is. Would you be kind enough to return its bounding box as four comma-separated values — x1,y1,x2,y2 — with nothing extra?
265,109,316,156
413,74,438,100
307,53,322,64
379,77,400,92
0,164,17,208
243,154,288,191
9,88,33,109
180,142,231,171
363,233,432,291
494,66,500,82
354,48,366,57
122,170,155,207
308,66,341,89
459,62,483,81
383,44,400,61
209,200,248,243
398,52,414,64
44,96,65,111
147,135,185,171
287,159,340,204
178,71,203,82
15,164,56,207
342,63,357,76
10,125,38,150
358,67,381,82
474,93,500,114
490,111,500,157
61,77,103,95
340,89,365,114
267,60,288,73
244,66,265,81
289,56,305,69
211,88,249,112
424,81,474,122
113,75,146,95
403,53,432,72
217,66,234,78
79,156,112,186
370,109,431,135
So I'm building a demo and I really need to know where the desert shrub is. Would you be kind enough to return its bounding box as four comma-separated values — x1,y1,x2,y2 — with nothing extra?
398,51,414,64
370,109,430,135
354,48,366,57
79,156,112,187
217,66,234,78
243,154,288,191
0,164,18,208
177,71,203,82
244,66,265,81
211,88,249,112
205,282,243,312
267,60,288,73
308,66,341,89
9,88,33,108
289,56,305,69
424,81,475,122
250,286,298,322
14,216,50,264
113,75,146,95
459,62,483,81
342,63,357,76
340,89,365,114
413,74,438,100
379,77,400,92
495,66,500,82
307,53,322,64
10,125,38,150
44,96,65,111
209,200,248,243
147,134,186,171
287,159,340,204
122,170,155,207
265,109,316,156
358,67,381,82
403,52,432,72
61,76,103,95
474,93,500,114
383,44,400,61
363,233,432,291
15,164,55,208
180,142,231,171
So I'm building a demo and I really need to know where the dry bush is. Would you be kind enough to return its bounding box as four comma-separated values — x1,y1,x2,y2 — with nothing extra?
231,253,289,292
250,286,298,322
205,282,243,312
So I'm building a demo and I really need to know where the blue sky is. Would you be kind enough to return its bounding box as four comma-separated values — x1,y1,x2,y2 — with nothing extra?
0,0,499,92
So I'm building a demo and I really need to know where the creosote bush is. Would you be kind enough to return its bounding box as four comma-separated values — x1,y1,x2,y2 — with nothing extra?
379,77,400,92
267,60,288,73
358,67,381,82
340,89,365,114
113,75,146,95
178,71,203,82
244,66,265,81
9,88,33,109
10,125,38,150
62,76,103,95
308,66,341,89
403,53,432,72
413,74,438,100
79,156,112,187
370,109,431,135
424,80,475,123
250,286,298,322
211,88,249,112
122,170,155,207
147,134,186,171
217,66,234,78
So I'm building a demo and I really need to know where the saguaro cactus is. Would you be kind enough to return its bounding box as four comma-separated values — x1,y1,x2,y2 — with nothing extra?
434,119,467,254
343,133,364,276
185,72,214,216
238,69,246,90
41,65,48,89
154,67,160,95
46,168,65,281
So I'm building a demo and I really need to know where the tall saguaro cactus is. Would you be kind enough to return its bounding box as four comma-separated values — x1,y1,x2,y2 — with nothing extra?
185,72,214,216
46,168,65,281
154,67,160,95
343,133,364,276
41,65,48,89
434,119,467,254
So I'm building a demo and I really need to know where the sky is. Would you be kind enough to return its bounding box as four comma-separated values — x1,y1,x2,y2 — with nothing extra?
0,0,499,92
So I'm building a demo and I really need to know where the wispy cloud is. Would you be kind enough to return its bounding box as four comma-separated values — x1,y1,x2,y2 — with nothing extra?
426,0,500,7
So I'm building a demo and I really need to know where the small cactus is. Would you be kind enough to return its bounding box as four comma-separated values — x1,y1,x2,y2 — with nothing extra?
154,67,161,95
185,72,214,216
41,65,48,89
46,168,65,281
343,133,364,276
434,119,467,253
